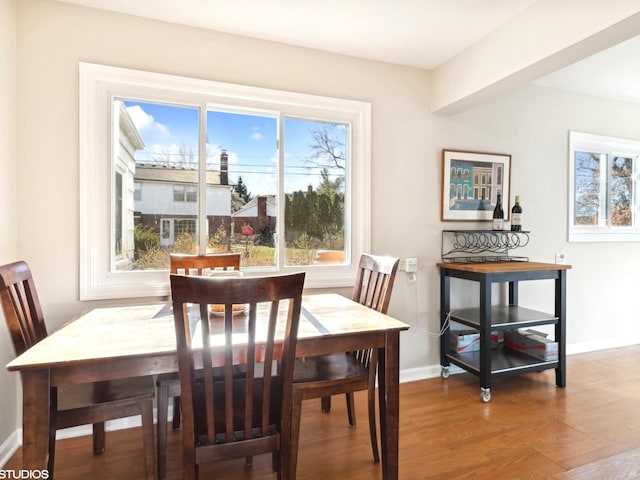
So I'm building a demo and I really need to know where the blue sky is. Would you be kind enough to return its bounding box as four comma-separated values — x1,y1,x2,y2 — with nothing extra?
123,99,345,195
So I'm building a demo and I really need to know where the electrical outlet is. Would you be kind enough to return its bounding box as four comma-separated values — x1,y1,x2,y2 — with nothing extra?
405,257,418,273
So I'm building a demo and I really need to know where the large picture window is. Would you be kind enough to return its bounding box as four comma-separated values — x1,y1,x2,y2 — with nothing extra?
569,131,640,242
80,63,371,299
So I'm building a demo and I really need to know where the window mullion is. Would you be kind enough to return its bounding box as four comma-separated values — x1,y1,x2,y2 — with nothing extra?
198,104,208,254
276,114,285,269
600,153,609,226
631,154,639,231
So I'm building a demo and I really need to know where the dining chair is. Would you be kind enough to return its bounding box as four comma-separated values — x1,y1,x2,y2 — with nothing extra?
170,271,305,480
0,261,156,480
289,253,399,475
157,252,242,479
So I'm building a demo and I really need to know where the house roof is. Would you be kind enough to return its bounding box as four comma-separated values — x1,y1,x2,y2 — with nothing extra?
233,195,276,217
134,163,233,186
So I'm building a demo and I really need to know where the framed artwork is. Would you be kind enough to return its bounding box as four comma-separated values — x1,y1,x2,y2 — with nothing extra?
441,149,511,222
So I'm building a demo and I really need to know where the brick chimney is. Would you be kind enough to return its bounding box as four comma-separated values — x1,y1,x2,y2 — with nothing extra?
257,196,267,230
220,150,228,185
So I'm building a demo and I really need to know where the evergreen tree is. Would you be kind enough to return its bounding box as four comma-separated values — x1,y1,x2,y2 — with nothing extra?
234,176,252,203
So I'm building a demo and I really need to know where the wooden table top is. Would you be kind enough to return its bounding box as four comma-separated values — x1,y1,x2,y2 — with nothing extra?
7,293,409,372
436,261,572,274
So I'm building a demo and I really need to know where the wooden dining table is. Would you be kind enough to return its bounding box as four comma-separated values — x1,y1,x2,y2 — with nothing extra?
6,293,409,479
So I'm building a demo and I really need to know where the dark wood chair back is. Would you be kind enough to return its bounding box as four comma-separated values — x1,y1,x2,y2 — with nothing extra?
0,260,48,356
350,252,399,374
351,254,399,373
170,272,305,479
170,253,241,275
352,253,399,314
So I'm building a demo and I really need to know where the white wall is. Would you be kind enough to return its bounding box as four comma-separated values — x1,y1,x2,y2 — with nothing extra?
0,0,19,463
3,0,640,454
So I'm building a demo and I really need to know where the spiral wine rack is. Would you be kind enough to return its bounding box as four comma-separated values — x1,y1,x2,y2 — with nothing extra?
441,230,530,263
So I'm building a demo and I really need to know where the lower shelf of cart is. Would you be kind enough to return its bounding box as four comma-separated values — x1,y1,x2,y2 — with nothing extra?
446,344,558,377
449,305,558,330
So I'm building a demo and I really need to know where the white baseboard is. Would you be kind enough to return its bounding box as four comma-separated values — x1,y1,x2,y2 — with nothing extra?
566,335,640,355
0,429,21,469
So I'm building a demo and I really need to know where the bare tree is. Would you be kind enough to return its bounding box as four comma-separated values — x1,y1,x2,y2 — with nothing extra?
151,143,197,166
307,124,346,171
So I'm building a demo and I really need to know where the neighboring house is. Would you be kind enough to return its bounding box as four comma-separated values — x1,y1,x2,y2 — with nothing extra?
232,195,277,237
116,102,234,259
114,100,145,267
134,161,233,247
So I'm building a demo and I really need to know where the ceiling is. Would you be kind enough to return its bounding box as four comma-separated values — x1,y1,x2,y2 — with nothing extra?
58,0,640,104
533,34,640,105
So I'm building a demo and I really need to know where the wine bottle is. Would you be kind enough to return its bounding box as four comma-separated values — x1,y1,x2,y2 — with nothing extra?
511,195,522,231
492,193,504,231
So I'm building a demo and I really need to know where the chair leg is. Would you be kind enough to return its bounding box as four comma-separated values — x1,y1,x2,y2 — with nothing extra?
172,396,182,430
140,398,156,480
157,383,169,480
346,392,356,426
367,385,380,463
48,400,57,479
321,395,331,413
286,390,303,480
182,446,197,480
92,422,106,454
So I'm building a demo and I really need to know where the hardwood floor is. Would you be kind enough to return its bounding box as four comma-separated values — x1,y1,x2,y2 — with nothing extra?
5,344,640,479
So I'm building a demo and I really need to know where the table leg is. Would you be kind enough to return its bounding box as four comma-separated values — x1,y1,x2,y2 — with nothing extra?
439,272,450,369
378,331,400,480
555,269,567,388
21,369,51,473
479,277,492,394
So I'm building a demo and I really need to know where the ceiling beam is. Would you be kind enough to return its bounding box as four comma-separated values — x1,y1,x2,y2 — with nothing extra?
430,0,640,114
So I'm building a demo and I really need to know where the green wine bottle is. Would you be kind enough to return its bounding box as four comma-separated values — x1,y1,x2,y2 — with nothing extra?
492,194,504,231
511,195,522,231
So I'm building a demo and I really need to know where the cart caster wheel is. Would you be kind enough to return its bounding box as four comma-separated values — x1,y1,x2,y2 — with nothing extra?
441,366,450,379
480,388,491,403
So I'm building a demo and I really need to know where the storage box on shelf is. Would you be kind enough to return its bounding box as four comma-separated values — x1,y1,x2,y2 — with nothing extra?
450,322,499,353
504,329,558,361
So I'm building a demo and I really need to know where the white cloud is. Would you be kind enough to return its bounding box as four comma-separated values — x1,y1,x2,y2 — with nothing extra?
251,127,264,142
126,105,171,142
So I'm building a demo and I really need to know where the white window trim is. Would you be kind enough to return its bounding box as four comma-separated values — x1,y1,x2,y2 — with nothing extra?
79,62,371,300
569,131,640,242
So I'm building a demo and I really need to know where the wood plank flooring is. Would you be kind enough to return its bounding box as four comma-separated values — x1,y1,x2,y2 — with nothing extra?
5,344,640,479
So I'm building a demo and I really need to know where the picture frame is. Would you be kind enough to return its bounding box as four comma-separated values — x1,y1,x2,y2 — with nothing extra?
441,149,511,222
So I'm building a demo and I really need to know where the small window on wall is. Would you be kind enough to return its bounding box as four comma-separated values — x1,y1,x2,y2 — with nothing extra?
569,131,640,242
173,184,198,203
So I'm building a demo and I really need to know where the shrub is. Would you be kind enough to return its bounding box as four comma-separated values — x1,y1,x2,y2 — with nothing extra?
134,224,160,260
174,232,196,254
134,246,169,270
